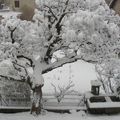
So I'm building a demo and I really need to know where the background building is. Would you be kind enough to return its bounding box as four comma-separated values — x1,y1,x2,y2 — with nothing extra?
109,0,120,15
105,0,120,15
0,0,36,21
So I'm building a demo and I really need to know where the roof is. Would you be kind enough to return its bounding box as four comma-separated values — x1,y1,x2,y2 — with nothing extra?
91,80,102,86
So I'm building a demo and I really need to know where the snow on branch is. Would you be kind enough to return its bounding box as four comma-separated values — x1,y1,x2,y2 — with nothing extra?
0,73,26,83
42,53,96,74
44,5,58,20
62,0,70,13
0,58,30,83
12,61,28,77
17,55,33,66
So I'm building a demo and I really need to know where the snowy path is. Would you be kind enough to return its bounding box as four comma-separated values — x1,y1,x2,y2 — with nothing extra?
0,112,120,120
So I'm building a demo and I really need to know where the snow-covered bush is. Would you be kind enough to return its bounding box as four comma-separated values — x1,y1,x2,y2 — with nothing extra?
62,5,120,62
95,59,120,95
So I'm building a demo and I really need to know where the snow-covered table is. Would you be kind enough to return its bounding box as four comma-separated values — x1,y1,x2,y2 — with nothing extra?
86,94,120,114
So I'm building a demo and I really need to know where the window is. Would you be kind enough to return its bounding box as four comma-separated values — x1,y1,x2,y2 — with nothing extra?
0,0,5,9
14,0,19,8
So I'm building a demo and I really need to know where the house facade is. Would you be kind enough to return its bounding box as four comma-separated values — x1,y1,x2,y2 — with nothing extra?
109,0,120,15
0,0,36,20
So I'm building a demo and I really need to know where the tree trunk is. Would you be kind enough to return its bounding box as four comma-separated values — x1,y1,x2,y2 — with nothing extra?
30,55,45,115
31,85,43,115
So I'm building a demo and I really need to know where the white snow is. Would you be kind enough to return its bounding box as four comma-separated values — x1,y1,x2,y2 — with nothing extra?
43,60,97,94
0,58,98,94
0,111,120,120
0,59,97,93
91,80,102,86
0,59,15,76
32,57,44,87
27,67,33,76
87,99,120,108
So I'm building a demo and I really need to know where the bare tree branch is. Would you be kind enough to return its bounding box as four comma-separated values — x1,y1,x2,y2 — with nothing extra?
8,26,17,44
43,53,96,74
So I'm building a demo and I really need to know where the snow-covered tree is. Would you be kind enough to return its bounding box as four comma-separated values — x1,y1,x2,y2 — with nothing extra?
95,59,120,95
62,1,120,62
0,0,120,115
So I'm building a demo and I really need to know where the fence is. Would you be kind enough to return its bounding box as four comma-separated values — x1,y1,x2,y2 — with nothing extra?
0,93,87,111
0,93,31,107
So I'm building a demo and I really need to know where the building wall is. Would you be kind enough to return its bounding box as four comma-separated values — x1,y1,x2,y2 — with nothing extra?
5,0,36,21
112,0,120,15
8,0,35,12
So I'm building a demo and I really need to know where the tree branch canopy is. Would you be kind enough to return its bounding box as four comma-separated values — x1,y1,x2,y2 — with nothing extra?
0,0,120,96
42,53,96,74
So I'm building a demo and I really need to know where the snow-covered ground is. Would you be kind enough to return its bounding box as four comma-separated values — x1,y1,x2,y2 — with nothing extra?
43,60,97,94
0,53,119,120
0,111,120,120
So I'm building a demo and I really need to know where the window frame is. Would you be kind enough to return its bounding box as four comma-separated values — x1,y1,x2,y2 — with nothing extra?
14,0,20,8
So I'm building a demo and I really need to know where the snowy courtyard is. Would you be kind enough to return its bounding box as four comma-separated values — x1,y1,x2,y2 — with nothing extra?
43,60,97,94
1,111,120,120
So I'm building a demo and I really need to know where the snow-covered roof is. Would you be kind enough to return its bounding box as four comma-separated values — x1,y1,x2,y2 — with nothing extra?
0,11,21,18
91,80,102,86
87,99,120,108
